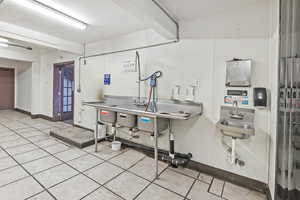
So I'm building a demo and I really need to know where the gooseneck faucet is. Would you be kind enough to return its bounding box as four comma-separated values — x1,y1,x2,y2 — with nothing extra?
134,51,162,110
136,51,141,103
231,100,243,119
232,100,239,115
134,51,146,106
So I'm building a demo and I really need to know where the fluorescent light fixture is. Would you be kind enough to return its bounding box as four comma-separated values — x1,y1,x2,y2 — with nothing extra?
0,43,8,47
0,37,9,43
10,0,87,30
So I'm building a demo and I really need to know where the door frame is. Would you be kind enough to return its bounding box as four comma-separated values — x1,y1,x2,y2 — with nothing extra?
53,61,75,122
0,67,15,110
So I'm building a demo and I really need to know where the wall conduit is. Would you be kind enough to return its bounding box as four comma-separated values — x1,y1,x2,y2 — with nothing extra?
77,0,179,93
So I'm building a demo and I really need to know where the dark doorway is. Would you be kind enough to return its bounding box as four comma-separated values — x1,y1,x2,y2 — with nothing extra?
53,62,74,123
0,68,14,110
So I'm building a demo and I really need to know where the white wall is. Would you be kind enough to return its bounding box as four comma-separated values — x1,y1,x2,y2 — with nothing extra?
38,51,78,117
31,0,279,189
0,58,32,112
68,29,274,183
267,0,280,198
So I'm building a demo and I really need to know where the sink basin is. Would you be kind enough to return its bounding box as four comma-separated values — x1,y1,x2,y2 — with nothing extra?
83,98,203,120
158,111,191,118
216,119,255,139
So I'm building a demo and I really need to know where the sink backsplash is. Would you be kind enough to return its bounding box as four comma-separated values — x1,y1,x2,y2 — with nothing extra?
219,106,255,124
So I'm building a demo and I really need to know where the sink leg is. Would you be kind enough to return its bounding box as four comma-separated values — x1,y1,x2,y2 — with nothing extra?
231,137,236,165
95,109,99,152
154,117,159,179
169,120,176,166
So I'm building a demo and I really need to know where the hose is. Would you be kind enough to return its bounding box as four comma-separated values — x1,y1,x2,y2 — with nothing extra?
140,71,162,82
145,87,153,111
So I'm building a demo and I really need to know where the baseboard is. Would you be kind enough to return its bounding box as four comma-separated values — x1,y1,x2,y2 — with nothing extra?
14,115,270,197
105,137,268,196
266,186,273,200
14,108,31,115
14,108,55,122
188,160,268,194
31,114,55,121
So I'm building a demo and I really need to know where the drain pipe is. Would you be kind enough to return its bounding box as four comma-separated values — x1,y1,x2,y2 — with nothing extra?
231,137,236,165
221,134,245,166
162,119,193,167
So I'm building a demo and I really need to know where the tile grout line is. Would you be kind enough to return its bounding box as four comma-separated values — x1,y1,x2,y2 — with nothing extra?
0,169,31,189
0,146,58,200
1,116,214,200
78,149,172,200
29,123,200,200
221,181,226,198
132,166,169,200
207,178,226,199
0,143,74,174
0,121,129,199
183,171,201,200
168,167,202,181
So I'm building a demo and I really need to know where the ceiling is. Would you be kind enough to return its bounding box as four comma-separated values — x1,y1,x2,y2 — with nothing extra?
0,0,146,44
0,36,53,53
159,0,272,38
0,0,272,45
159,0,270,21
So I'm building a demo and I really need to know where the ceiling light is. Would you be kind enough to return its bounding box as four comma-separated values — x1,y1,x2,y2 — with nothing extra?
0,37,8,43
0,43,8,47
10,0,88,30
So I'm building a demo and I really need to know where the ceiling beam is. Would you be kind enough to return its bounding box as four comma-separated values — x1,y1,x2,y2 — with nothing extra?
112,0,178,40
0,48,38,62
0,21,83,54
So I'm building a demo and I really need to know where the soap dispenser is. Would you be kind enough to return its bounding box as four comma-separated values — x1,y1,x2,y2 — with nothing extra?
254,88,267,107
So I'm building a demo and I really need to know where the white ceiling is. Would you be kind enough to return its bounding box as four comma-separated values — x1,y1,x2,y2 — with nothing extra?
0,0,272,46
159,0,270,21
0,0,146,44
159,0,272,38
0,36,53,54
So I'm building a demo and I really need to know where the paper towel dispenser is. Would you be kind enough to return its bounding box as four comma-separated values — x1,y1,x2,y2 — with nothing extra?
226,59,252,87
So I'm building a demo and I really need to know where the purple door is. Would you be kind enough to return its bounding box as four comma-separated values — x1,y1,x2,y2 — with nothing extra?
53,62,74,121
0,68,14,110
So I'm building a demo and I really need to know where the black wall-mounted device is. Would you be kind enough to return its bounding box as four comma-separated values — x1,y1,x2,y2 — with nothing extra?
254,88,267,107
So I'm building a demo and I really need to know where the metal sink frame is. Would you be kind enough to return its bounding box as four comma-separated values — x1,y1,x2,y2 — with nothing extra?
83,95,203,179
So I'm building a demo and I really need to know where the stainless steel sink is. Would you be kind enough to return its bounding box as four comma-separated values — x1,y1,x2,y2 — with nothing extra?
216,106,255,139
217,119,254,139
83,96,203,120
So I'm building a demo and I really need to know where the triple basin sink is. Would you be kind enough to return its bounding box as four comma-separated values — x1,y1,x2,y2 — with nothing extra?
83,96,203,133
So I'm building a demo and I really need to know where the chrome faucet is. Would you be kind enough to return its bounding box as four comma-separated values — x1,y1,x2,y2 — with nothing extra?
232,100,239,114
231,100,243,119
134,51,146,106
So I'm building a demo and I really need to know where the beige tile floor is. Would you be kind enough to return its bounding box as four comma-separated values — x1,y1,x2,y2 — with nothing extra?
0,110,267,200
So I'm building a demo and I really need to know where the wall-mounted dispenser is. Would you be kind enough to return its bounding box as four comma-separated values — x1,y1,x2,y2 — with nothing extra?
226,58,252,87
254,88,267,107
185,85,196,101
172,85,181,100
